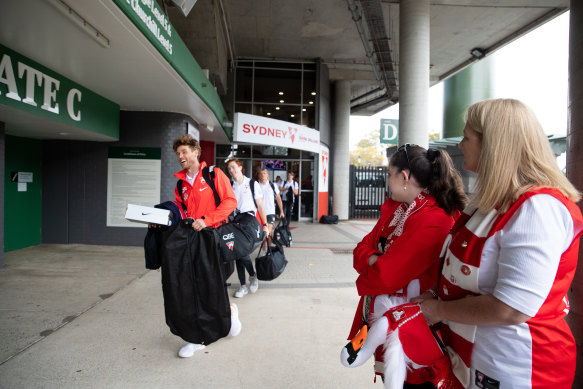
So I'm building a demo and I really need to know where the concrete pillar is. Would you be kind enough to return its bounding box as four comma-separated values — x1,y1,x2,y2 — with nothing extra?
566,2,583,388
443,56,495,138
399,0,430,148
332,80,350,220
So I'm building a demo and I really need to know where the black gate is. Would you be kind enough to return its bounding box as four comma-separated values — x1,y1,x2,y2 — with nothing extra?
349,165,388,219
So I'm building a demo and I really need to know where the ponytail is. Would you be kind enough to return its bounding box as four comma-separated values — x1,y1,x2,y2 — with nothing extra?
391,146,467,215
427,149,468,215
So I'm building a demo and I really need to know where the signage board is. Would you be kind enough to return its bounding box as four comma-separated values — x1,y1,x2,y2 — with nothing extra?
233,113,320,154
0,44,119,139
106,147,162,227
380,118,399,144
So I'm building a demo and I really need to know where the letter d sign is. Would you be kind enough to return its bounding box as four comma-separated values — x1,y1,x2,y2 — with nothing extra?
380,119,398,144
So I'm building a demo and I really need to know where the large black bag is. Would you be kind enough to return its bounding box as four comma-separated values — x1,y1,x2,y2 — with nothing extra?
160,219,231,345
319,214,339,224
144,226,163,270
274,219,292,247
216,213,265,262
256,240,288,281
143,201,187,270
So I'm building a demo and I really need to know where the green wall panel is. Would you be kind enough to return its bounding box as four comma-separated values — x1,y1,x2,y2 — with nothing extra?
4,136,42,251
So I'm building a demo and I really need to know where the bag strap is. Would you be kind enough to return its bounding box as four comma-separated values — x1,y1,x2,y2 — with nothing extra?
202,165,221,207
249,179,259,210
175,180,187,212
255,237,271,259
232,177,259,211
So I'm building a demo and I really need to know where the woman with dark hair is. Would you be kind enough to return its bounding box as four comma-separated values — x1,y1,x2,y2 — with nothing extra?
341,144,467,388
419,99,582,389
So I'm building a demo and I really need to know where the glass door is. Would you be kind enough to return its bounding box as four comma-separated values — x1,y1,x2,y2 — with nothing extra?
299,160,314,221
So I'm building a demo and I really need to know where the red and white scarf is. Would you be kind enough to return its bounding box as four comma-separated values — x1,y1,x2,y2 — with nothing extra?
378,190,429,253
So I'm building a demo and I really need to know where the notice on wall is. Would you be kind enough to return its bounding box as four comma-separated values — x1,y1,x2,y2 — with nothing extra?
106,147,162,227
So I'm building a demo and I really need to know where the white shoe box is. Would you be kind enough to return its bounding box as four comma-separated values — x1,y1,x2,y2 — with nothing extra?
124,204,171,225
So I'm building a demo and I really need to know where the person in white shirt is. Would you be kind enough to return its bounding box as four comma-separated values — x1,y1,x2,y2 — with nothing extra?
257,168,285,249
226,159,269,298
279,171,299,224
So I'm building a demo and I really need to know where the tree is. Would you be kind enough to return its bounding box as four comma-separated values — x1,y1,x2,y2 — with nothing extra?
350,129,386,166
350,130,444,166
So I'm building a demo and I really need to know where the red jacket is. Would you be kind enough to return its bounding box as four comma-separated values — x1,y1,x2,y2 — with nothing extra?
174,162,237,228
349,195,456,338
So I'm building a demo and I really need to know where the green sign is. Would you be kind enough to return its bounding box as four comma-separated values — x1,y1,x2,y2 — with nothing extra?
0,44,119,139
380,118,399,144
108,147,161,159
113,0,230,139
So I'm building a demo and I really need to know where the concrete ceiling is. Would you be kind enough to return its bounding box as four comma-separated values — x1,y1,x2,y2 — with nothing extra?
0,0,228,143
0,0,570,141
217,0,569,115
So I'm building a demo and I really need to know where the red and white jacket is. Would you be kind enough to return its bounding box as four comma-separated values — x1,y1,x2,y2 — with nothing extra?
349,195,456,339
438,188,583,389
174,162,237,228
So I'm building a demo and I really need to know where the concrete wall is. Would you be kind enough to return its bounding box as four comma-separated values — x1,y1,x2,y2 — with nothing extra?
42,111,195,246
164,0,229,95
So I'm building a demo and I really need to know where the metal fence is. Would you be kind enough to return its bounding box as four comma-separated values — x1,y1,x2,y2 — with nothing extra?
349,165,388,219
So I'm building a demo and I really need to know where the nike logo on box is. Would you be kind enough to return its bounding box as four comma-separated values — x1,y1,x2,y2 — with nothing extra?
141,212,152,215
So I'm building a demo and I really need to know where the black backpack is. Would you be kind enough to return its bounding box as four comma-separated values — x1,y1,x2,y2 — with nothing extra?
176,165,234,278
176,165,220,210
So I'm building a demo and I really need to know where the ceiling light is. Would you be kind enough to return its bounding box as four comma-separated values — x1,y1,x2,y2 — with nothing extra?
470,48,485,59
308,101,313,105
275,107,280,110
267,112,271,116
290,114,295,118
278,91,284,95
279,100,284,103
311,92,316,95
302,108,306,111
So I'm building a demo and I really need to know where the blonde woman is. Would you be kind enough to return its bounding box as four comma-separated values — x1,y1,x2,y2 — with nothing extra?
419,99,583,389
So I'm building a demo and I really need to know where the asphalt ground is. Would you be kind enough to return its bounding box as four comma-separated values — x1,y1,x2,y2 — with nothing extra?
0,220,380,389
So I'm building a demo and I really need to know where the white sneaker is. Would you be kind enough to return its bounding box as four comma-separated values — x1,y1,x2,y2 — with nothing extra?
234,285,248,298
249,275,259,293
230,303,242,336
178,342,206,358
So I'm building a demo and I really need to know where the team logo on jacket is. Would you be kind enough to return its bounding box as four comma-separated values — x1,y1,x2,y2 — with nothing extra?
182,186,189,201
226,241,234,251
392,310,405,322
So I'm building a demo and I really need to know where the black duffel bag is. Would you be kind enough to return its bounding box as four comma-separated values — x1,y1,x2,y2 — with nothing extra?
215,213,265,262
319,214,339,224
274,219,292,247
256,239,288,281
